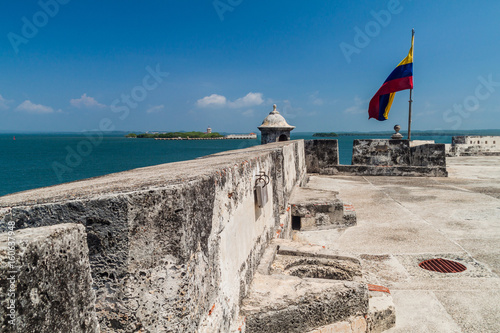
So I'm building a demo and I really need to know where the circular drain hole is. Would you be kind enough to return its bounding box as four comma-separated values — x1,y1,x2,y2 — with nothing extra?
419,258,467,273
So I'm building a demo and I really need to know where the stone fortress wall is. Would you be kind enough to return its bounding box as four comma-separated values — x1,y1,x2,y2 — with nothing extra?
1,141,306,332
447,135,500,156
305,139,447,177
0,138,447,332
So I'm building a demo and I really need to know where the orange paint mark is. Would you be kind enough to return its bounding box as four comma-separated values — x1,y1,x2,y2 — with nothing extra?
367,284,391,294
286,206,290,212
237,317,246,331
209,304,216,315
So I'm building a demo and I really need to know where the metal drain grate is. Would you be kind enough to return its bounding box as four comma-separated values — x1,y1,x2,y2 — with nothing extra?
419,258,467,273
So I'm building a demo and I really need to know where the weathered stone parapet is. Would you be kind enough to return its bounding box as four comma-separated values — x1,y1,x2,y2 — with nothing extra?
410,143,446,167
0,223,98,333
321,165,448,177
304,140,339,173
305,139,447,176
352,139,446,168
352,139,411,166
0,140,306,332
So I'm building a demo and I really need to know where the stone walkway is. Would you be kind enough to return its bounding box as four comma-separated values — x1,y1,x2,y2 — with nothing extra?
302,156,500,333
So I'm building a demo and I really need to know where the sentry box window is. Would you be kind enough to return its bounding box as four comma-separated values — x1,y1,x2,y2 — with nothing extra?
254,172,270,208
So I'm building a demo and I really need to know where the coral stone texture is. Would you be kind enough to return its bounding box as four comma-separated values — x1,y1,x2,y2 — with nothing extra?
0,141,306,332
0,141,498,332
0,224,98,333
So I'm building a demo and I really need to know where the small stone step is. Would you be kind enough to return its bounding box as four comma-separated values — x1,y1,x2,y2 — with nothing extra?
240,274,368,333
240,241,369,333
366,287,396,333
289,188,356,231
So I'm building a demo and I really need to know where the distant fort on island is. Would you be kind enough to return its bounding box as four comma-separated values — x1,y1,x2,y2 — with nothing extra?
126,127,258,140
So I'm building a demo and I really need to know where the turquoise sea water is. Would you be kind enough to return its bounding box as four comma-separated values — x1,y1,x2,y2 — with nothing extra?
0,133,454,197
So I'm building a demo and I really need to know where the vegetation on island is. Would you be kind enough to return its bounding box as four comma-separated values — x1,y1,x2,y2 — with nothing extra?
313,132,338,137
125,131,224,139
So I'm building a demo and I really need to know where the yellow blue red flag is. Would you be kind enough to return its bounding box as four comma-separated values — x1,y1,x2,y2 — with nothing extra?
368,35,414,121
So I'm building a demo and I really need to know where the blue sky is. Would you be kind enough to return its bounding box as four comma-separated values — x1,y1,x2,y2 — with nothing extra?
1,0,499,133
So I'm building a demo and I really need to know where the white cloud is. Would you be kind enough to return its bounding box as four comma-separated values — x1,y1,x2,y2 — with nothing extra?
344,97,367,114
196,92,264,109
70,93,106,109
196,94,227,108
415,101,437,117
309,91,324,106
229,92,264,108
280,100,302,119
242,109,254,117
0,94,12,110
146,104,164,113
16,100,54,114
416,110,437,117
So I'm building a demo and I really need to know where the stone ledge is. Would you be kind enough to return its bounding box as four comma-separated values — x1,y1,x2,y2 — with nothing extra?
322,165,448,177
0,141,303,209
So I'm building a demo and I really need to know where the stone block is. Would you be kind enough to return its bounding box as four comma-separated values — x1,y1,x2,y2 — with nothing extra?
0,223,98,333
410,143,446,167
304,140,339,173
367,290,396,333
352,139,410,166
289,187,354,231
241,274,368,333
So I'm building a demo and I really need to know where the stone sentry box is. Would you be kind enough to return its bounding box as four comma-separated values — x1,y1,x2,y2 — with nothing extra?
258,105,295,144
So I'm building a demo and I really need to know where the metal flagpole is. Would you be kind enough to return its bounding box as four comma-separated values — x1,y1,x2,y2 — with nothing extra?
408,28,414,141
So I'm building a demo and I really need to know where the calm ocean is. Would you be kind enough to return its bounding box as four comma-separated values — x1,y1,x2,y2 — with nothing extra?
0,133,454,197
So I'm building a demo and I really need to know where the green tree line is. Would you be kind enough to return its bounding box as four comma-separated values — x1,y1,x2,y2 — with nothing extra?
313,132,338,137
125,132,224,138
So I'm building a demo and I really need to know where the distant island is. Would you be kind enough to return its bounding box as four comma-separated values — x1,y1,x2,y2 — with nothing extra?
313,132,338,137
126,132,224,139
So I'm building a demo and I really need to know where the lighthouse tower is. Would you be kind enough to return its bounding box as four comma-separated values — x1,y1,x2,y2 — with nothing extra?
258,104,295,144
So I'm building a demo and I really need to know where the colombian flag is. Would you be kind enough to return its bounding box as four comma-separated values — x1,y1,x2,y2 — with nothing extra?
368,34,414,121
